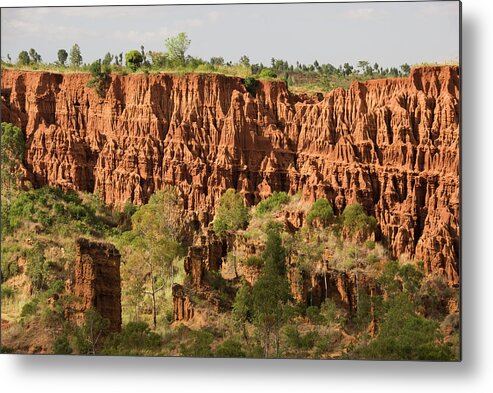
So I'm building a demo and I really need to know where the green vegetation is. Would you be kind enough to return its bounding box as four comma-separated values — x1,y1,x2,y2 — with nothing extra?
87,59,111,97
117,189,185,329
1,33,446,95
0,135,458,359
256,191,291,215
1,122,25,206
213,189,250,236
342,203,377,239
125,50,143,71
69,43,83,68
306,198,334,227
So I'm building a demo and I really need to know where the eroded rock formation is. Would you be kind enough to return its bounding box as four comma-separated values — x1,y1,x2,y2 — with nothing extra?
1,66,460,284
68,238,122,332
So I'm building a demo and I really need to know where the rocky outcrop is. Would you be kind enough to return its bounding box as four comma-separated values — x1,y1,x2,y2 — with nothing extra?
183,227,226,288
1,66,460,284
172,284,195,322
68,238,122,332
289,265,378,314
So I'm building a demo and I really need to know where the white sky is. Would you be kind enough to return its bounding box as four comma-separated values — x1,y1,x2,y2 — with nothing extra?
1,1,460,68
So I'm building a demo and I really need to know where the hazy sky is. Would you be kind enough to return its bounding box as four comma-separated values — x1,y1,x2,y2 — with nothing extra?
1,1,460,68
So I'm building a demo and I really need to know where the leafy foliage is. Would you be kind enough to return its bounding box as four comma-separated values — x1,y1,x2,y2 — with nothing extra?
87,59,111,97
125,50,143,71
256,191,290,215
165,32,191,66
102,321,161,355
342,203,377,239
306,198,334,227
258,68,277,79
213,189,250,236
69,43,82,68
243,76,258,96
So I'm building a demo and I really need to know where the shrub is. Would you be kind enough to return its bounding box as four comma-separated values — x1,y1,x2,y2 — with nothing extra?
180,329,214,357
306,306,324,325
213,189,249,236
125,50,143,71
87,60,110,97
1,284,15,300
342,203,377,238
256,191,290,215
21,298,40,318
53,336,73,355
259,68,277,79
306,198,334,227
365,240,376,250
244,76,258,96
243,255,264,268
103,321,161,355
215,339,246,358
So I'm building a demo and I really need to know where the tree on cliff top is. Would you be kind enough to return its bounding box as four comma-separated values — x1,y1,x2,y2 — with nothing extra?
213,189,250,236
69,43,82,68
125,50,143,71
17,51,30,66
57,49,68,66
165,32,190,66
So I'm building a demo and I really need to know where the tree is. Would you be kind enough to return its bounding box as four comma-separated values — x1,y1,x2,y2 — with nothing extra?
400,63,411,75
76,309,110,355
357,60,369,73
1,123,25,206
232,281,253,341
102,52,113,66
28,48,41,64
125,50,143,71
165,32,191,66
239,55,250,67
87,60,110,98
57,49,68,66
69,43,82,68
251,224,291,357
342,203,377,240
306,198,334,227
213,189,249,236
210,56,224,66
17,51,30,66
118,189,184,329
342,62,353,76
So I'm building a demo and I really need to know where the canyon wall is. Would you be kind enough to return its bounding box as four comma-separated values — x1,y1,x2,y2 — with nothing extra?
0,66,460,284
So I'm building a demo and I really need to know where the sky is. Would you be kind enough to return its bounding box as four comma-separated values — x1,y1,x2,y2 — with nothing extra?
1,1,460,68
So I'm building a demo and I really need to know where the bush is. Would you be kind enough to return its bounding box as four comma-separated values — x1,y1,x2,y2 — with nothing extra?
306,198,334,227
125,50,143,71
180,329,214,357
21,298,40,318
103,321,161,355
53,336,73,355
306,306,324,324
365,240,376,250
259,68,277,79
244,76,258,96
213,189,250,236
1,284,15,300
87,60,110,98
256,191,290,215
342,203,377,238
243,255,264,268
215,339,246,358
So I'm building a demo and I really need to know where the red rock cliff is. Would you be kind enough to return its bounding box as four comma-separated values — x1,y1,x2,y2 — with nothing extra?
0,66,460,284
